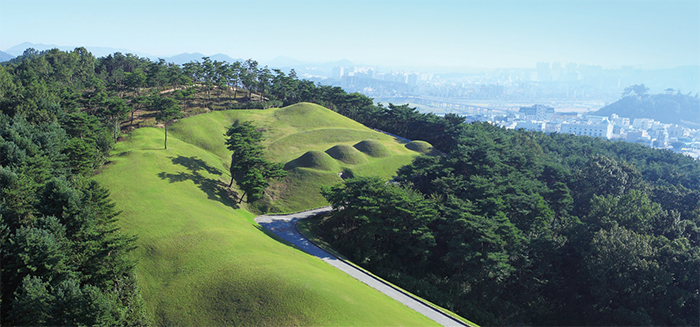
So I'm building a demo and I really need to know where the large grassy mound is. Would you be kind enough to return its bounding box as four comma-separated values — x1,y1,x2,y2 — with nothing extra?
167,103,426,212
95,127,437,326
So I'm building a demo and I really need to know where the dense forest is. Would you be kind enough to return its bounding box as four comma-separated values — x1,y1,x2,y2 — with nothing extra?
317,111,700,325
0,48,154,326
2,47,698,326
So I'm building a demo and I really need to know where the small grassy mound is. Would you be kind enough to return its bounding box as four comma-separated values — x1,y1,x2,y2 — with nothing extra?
268,129,380,163
405,140,436,154
285,151,339,171
354,140,391,157
326,144,368,165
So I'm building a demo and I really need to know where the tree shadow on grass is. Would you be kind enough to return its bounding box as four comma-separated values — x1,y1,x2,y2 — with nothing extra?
158,156,239,210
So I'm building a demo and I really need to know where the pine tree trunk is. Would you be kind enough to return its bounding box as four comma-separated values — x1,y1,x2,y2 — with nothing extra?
164,125,168,149
114,119,119,141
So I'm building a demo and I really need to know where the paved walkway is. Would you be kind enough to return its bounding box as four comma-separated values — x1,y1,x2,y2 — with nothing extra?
255,207,470,327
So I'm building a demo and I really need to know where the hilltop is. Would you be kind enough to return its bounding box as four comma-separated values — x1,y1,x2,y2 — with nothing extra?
94,103,443,325
593,91,700,126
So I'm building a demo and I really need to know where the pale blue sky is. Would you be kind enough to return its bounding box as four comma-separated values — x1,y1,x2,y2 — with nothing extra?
1,0,698,69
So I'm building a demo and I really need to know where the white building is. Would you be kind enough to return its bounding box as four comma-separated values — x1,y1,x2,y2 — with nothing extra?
610,114,630,126
668,124,690,138
519,104,556,121
632,118,654,130
516,121,546,132
332,66,345,80
627,130,651,143
561,119,613,139
543,122,561,133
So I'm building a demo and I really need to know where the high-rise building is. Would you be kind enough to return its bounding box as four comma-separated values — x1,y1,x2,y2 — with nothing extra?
331,66,345,80
518,104,555,121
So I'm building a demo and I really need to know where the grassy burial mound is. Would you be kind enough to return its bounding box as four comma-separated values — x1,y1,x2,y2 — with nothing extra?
95,102,445,325
95,127,437,326
284,150,340,171
354,139,392,157
405,140,439,155
325,144,369,165
167,102,428,212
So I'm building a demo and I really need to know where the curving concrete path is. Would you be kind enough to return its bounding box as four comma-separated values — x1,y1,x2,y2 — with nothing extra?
255,207,470,327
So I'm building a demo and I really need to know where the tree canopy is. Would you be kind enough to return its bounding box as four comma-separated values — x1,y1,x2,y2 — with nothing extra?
224,121,286,203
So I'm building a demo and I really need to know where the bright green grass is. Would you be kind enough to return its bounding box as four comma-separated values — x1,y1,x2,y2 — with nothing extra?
95,127,438,326
325,144,368,165
354,139,392,157
284,151,340,171
167,103,425,213
405,140,434,153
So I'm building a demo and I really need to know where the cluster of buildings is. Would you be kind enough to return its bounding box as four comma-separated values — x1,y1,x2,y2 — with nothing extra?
320,63,699,103
331,66,429,88
490,105,700,158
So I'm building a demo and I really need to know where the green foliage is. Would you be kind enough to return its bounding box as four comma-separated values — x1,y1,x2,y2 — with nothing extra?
94,126,440,326
225,120,286,202
310,110,700,325
10,275,54,326
321,177,438,270
599,86,699,124
0,48,146,326
153,95,182,149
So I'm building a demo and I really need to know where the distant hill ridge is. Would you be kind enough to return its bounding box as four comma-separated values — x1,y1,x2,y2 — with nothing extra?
3,42,352,68
593,92,700,125
0,50,13,62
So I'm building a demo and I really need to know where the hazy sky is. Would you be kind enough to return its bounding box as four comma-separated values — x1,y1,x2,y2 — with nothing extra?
1,0,698,70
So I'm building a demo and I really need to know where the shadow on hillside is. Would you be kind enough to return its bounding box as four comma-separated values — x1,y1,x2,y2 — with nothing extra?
158,156,239,210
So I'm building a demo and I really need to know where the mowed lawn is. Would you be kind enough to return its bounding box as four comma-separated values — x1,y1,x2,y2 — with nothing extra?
95,104,438,325
167,102,423,213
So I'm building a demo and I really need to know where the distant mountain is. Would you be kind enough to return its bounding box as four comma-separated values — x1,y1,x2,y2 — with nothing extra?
5,42,62,56
4,42,152,59
593,93,700,125
0,50,14,62
3,42,246,64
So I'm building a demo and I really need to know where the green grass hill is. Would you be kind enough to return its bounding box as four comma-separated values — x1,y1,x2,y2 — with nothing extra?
166,102,424,213
94,103,445,325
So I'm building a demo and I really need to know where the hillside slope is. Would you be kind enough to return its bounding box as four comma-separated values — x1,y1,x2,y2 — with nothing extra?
168,102,424,213
94,104,440,325
593,93,700,125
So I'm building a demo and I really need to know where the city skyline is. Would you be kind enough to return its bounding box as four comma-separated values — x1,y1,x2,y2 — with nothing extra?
1,0,698,71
